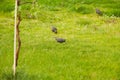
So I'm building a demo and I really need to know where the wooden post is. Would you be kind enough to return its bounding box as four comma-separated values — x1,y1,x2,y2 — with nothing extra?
13,0,17,76
13,0,21,76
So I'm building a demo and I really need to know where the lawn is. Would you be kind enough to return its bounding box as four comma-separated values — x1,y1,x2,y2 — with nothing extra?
0,0,120,80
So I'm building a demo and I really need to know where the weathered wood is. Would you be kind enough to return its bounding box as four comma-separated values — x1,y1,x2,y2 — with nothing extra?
16,13,21,66
13,0,21,76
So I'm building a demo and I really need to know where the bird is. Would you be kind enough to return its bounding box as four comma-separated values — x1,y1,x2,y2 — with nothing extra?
54,37,66,43
96,8,103,16
51,26,57,34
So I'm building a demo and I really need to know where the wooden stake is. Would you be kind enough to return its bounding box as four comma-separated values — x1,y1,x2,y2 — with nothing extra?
13,0,21,76
13,0,17,76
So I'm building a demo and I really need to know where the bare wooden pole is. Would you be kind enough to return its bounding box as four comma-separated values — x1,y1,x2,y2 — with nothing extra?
13,0,18,76
13,0,21,76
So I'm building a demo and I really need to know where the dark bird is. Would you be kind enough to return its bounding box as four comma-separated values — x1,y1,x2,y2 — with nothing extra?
54,37,66,43
96,8,103,16
51,26,57,34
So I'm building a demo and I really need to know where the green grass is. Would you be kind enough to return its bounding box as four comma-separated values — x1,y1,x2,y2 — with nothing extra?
0,0,120,17
0,0,120,80
0,0,14,12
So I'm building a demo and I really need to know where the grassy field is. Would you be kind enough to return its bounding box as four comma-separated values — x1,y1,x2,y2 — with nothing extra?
0,0,120,80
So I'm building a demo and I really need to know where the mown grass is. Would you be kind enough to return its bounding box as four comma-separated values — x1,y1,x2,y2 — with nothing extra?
0,0,120,80
0,0,120,17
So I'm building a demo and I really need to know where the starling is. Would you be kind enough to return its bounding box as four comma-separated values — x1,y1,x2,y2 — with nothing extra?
54,37,66,43
51,26,57,34
96,8,103,16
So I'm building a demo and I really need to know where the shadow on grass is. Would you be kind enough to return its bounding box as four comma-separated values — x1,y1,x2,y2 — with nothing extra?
0,70,52,80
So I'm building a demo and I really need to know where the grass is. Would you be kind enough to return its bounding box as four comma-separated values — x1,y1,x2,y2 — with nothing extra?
0,0,120,80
